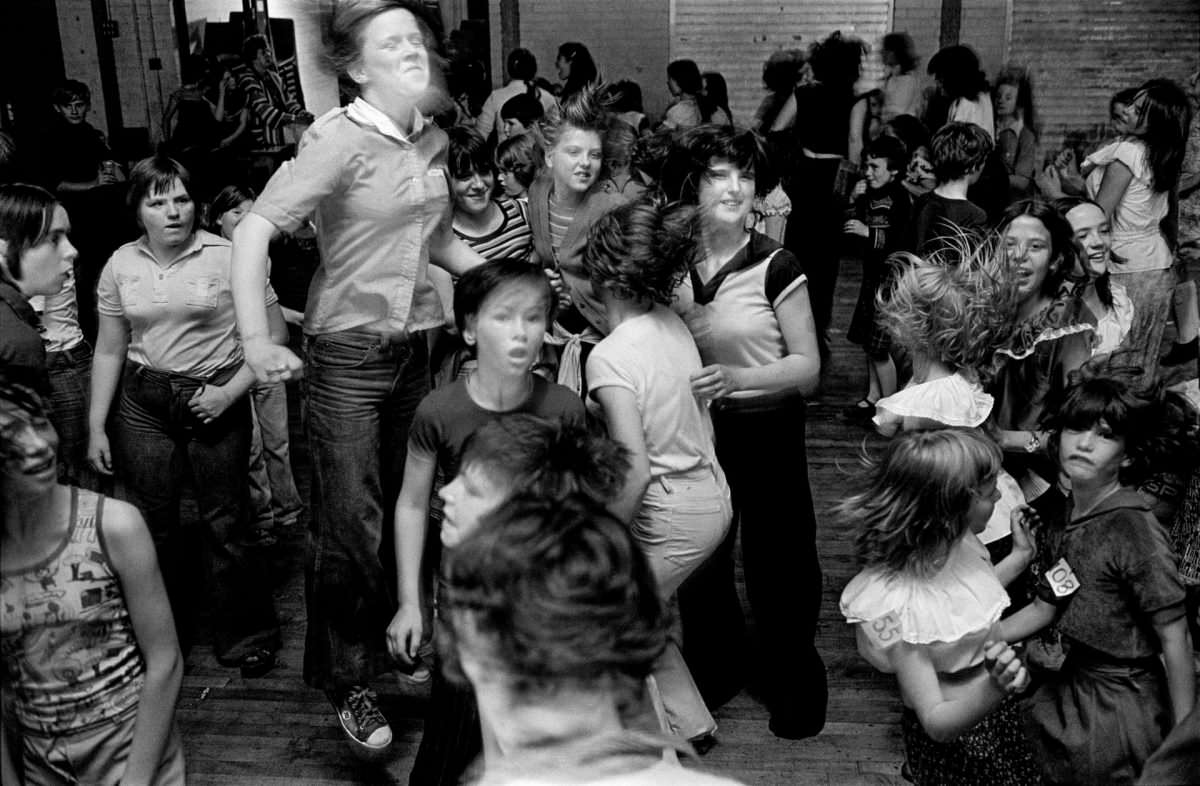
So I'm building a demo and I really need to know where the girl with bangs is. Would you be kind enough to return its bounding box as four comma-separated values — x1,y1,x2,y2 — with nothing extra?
998,366,1194,783
663,125,824,739
838,428,1041,786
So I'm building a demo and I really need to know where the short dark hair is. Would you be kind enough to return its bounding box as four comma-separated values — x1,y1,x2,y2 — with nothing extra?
928,45,989,101
882,32,917,73
865,134,909,174
460,415,630,506
605,80,644,114
930,121,992,182
207,184,257,234
495,133,539,189
506,47,537,81
0,183,57,284
667,59,703,96
241,34,270,64
51,79,90,107
583,195,697,306
500,89,545,127
446,125,492,179
1043,363,1183,487
452,257,555,336
439,493,668,701
126,155,194,222
663,124,777,202
882,114,930,158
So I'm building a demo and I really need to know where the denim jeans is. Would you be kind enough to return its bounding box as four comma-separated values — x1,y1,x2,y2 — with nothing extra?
301,330,429,693
45,342,99,491
633,464,731,740
679,392,827,734
113,362,280,661
247,380,304,531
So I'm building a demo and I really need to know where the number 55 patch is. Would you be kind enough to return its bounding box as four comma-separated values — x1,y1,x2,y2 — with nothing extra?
1045,558,1079,598
861,611,903,648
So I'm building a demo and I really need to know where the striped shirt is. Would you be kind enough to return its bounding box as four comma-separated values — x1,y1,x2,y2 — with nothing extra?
548,193,578,256
453,196,533,262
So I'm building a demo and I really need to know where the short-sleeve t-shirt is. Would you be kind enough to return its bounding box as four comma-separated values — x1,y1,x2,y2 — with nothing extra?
97,230,278,377
1084,139,1171,272
586,305,717,478
908,191,990,255
453,196,532,262
1037,490,1186,659
673,232,808,399
408,375,584,480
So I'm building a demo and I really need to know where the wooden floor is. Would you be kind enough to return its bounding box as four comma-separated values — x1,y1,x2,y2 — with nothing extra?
175,258,1199,785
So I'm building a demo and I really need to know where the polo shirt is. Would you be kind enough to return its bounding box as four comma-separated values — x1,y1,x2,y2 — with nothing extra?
29,270,84,353
97,230,277,378
252,98,450,336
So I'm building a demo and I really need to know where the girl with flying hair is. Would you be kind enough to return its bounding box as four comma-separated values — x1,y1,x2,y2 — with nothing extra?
838,428,1042,785
872,239,1025,547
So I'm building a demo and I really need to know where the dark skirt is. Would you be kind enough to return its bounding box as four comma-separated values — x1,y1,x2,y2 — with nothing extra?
1025,649,1171,785
847,254,893,357
901,696,1041,786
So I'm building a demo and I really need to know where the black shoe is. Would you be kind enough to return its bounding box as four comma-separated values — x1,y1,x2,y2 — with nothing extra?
841,399,876,421
768,715,824,740
1161,337,1198,367
688,731,719,756
330,685,393,753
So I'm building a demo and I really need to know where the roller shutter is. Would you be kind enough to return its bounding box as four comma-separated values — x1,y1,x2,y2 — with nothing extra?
1007,0,1199,154
670,0,894,127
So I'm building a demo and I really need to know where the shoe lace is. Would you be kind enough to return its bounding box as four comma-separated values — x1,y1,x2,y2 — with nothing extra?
345,687,386,732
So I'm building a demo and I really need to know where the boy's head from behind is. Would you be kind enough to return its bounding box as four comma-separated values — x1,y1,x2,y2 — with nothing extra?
453,258,556,359
438,414,629,547
864,135,908,190
930,121,993,185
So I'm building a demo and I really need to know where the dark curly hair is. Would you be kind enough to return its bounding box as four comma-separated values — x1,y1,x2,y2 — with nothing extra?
662,124,778,202
583,195,698,306
928,44,989,102
1041,361,1187,488
438,493,668,701
460,414,630,507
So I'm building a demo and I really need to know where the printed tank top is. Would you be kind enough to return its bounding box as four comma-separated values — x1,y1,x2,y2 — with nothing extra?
1,489,145,735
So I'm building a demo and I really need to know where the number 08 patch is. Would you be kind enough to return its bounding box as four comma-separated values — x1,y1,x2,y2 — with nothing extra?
1045,558,1079,598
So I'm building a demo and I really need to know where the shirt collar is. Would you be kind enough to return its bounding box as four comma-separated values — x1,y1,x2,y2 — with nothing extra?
347,97,425,144
134,229,222,267
1067,488,1152,529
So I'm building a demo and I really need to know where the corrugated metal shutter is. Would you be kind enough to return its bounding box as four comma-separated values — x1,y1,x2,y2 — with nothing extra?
519,0,673,117
1007,0,1199,154
670,0,894,128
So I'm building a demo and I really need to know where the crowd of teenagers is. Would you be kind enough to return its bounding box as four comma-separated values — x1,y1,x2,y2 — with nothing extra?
2,1,1200,784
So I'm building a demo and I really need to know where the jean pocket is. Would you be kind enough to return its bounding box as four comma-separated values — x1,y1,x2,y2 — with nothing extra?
306,332,375,370
184,276,221,309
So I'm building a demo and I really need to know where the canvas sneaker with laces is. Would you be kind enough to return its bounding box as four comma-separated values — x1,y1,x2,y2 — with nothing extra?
330,685,393,752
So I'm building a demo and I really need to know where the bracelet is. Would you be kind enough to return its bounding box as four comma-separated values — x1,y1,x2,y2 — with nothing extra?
1023,431,1042,454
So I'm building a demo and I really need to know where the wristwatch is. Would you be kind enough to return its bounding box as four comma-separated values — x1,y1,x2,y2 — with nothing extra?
1024,431,1042,454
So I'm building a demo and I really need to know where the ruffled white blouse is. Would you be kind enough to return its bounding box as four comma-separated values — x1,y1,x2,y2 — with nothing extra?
873,373,1024,544
873,372,993,429
840,534,1010,675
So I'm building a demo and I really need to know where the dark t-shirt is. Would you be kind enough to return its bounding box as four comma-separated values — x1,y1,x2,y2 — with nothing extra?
1034,489,1186,660
408,375,584,479
45,118,110,188
908,191,989,256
